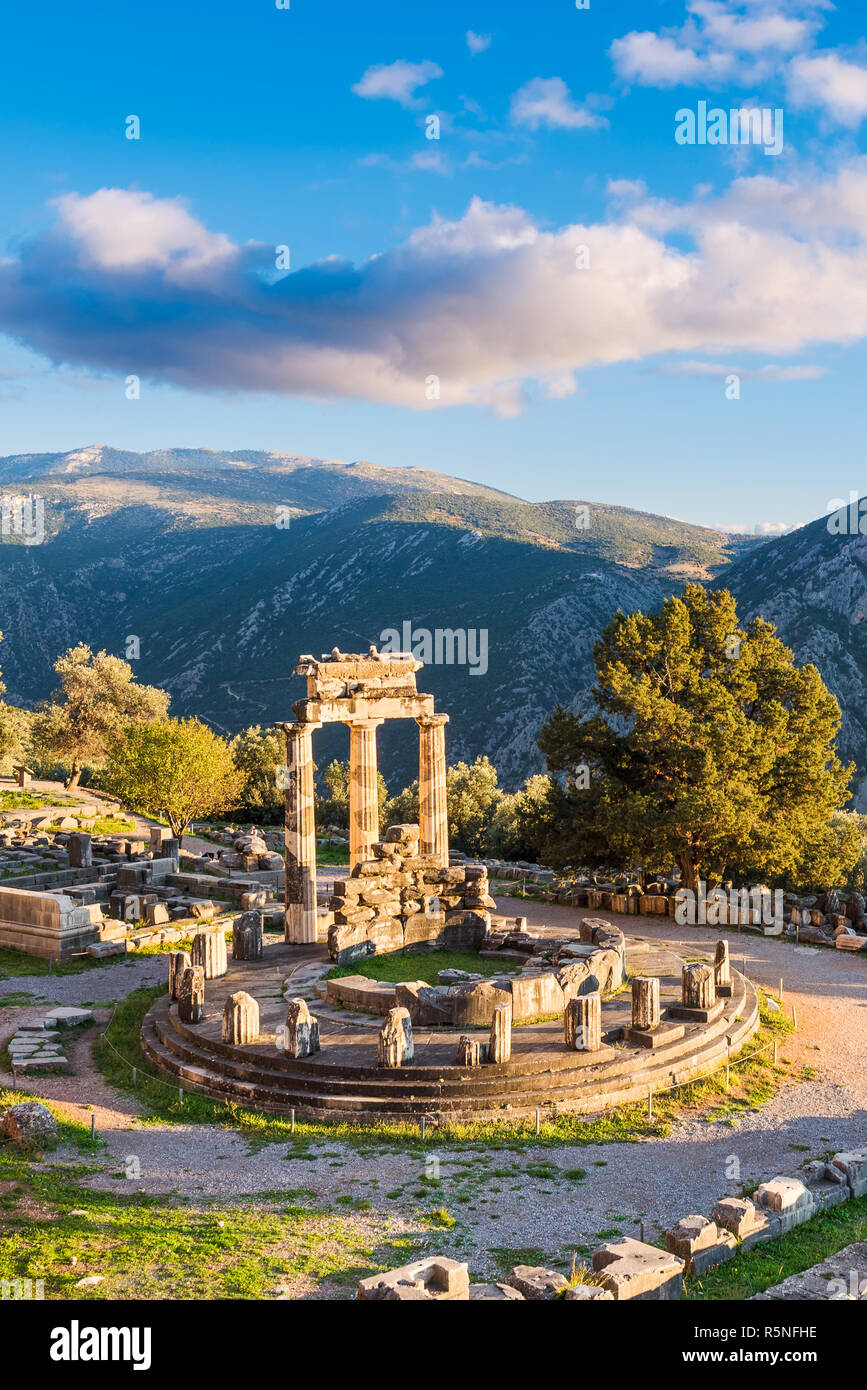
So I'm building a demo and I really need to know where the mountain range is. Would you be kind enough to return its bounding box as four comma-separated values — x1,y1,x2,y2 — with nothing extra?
1,445,862,802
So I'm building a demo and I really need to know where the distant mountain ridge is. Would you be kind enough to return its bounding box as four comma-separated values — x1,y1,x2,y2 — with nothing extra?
0,444,777,791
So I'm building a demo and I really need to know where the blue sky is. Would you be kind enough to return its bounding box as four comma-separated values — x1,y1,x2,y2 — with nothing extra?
1,0,866,530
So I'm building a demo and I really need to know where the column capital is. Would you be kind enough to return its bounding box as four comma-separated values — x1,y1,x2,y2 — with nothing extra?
343,716,384,730
416,712,449,728
281,720,321,736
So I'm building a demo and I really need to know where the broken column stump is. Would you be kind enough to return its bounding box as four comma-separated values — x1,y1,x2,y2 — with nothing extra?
670,961,724,1022
626,974,684,1049
232,910,263,962
222,990,260,1045
455,1034,486,1066
714,938,733,996
284,997,320,1057
564,991,601,1051
191,927,227,980
378,1006,413,1067
489,1000,512,1064
177,965,205,1024
168,949,191,1001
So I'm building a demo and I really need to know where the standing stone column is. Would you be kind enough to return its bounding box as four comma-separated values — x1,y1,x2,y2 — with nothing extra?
564,992,601,1051
177,966,205,1024
222,991,259,1044
168,949,191,1001
347,719,384,870
714,939,732,992
191,927,227,979
232,911,263,961
682,962,716,1010
489,1001,512,1064
378,1007,414,1067
416,713,449,867
284,721,319,944
286,997,320,1057
632,976,660,1031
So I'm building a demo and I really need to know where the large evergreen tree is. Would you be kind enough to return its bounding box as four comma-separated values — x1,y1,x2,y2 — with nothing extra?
538,585,859,894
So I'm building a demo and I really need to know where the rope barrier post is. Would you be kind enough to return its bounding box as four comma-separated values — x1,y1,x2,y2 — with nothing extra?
773,1037,778,1066
779,977,783,1003
648,1088,653,1119
535,1108,540,1136
792,1004,798,1030
132,1067,137,1087
179,1086,183,1105
90,1114,95,1142
290,1108,295,1134
12,1063,16,1091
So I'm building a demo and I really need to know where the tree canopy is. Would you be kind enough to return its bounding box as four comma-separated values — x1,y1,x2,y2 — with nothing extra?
105,716,245,839
31,644,170,789
538,584,859,894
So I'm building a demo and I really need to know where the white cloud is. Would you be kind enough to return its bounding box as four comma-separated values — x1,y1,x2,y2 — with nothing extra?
351,59,443,108
466,30,491,56
610,31,727,87
787,52,867,126
3,167,867,415
658,359,826,380
510,77,609,131
54,188,237,276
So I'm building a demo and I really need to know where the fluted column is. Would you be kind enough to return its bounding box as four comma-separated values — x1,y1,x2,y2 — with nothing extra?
284,721,319,944
416,713,449,867
348,719,383,869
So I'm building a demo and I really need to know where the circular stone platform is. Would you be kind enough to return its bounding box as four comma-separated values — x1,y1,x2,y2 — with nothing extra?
141,932,761,1125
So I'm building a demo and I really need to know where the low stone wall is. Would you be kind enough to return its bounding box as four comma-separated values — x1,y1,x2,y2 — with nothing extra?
0,886,103,960
357,1141,867,1300
327,825,494,965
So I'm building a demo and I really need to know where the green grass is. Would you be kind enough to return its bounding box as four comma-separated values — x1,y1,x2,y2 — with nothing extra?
0,791,80,810
0,1144,414,1300
687,1195,867,1300
325,949,518,985
90,985,794,1153
0,945,138,980
316,845,351,867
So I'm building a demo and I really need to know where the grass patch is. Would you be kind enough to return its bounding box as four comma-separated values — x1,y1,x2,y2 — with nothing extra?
687,1195,867,1300
325,949,518,985
0,946,131,980
0,791,80,810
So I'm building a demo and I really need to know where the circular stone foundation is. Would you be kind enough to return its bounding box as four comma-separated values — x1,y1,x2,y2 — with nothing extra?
141,933,760,1125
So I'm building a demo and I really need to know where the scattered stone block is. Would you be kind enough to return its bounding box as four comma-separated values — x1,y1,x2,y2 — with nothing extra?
191,927,227,979
563,1284,615,1300
754,1177,815,1233
713,1197,780,1250
564,991,601,1051
146,902,171,927
1,1101,58,1145
168,950,192,1001
177,965,205,1024
832,1147,867,1198
666,1214,737,1276
469,1282,526,1300
357,1257,468,1301
592,1237,685,1301
232,910,263,962
504,1265,569,1300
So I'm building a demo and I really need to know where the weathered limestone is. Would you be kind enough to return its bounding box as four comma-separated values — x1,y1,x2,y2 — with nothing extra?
832,1147,867,1198
283,721,319,944
348,719,383,870
564,991,602,1051
489,1000,512,1064
713,1197,779,1250
417,713,449,868
714,938,732,995
1,1101,58,1145
232,910,263,961
592,1237,685,1301
682,962,716,1010
167,949,192,1001
754,1176,815,1233
504,1265,569,1299
357,1257,469,1301
285,997,320,1057
67,833,92,868
666,1215,737,1276
177,965,205,1024
632,976,659,1030
191,927,227,980
455,1035,486,1066
378,1006,414,1067
0,887,102,960
222,990,259,1045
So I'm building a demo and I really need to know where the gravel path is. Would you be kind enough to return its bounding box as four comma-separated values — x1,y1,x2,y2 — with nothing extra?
2,891,866,1277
